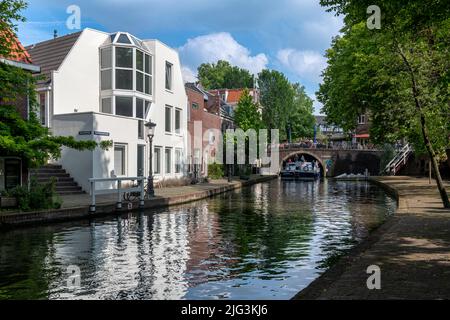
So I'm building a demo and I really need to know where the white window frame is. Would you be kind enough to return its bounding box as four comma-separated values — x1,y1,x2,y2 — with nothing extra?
114,144,127,177
165,61,173,91
154,146,162,175
175,108,182,135
358,114,366,125
165,147,172,174
165,105,173,133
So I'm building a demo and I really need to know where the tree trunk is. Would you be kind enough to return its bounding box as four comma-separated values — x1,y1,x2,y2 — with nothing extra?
398,46,450,208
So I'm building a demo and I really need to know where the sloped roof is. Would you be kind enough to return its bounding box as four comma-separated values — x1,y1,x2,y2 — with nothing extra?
185,82,205,96
0,30,32,63
25,31,82,83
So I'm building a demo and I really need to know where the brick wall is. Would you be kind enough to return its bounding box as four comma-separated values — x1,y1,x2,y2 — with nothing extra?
186,87,224,175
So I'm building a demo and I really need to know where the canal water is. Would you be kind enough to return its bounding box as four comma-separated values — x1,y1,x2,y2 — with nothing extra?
0,179,396,300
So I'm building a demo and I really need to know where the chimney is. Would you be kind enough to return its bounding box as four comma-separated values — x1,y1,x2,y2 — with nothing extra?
53,29,58,39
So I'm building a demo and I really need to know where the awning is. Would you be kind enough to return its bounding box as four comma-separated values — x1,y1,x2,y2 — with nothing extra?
354,134,370,139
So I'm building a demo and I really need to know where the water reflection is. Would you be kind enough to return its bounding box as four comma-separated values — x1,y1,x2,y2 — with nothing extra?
0,180,396,300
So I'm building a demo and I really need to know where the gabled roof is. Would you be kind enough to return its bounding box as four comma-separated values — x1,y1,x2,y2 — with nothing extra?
0,29,40,72
25,31,82,82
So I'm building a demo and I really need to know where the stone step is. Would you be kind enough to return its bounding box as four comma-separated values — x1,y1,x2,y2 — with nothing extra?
56,186,82,191
57,190,85,195
36,176,74,182
32,164,84,195
34,173,71,178
33,169,67,174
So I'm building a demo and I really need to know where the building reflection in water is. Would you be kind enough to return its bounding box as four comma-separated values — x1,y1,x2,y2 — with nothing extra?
0,180,396,300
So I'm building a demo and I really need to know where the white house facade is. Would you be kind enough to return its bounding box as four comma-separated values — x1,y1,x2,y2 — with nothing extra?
27,28,188,192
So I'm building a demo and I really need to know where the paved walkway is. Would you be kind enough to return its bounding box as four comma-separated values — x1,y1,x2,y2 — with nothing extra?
59,178,243,208
295,176,450,300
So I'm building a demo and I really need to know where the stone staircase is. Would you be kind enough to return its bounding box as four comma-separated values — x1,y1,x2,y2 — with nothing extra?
31,164,84,195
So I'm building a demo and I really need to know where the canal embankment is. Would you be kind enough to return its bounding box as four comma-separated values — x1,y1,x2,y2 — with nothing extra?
294,176,450,300
0,175,277,228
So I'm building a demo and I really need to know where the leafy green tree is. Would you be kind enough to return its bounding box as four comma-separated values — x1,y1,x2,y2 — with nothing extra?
258,69,294,141
318,0,450,207
233,89,262,132
290,84,315,139
0,1,110,170
198,60,254,89
258,70,315,141
0,0,27,57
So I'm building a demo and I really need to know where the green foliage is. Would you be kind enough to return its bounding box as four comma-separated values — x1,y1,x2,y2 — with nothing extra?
319,0,450,207
198,60,254,90
208,162,224,179
0,0,27,58
379,144,395,173
6,177,61,211
258,70,315,141
318,2,450,158
233,89,262,132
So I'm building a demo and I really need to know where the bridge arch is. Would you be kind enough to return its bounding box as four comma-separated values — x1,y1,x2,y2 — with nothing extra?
280,151,327,177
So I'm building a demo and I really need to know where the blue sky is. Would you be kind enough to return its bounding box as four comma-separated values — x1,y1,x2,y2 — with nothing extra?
18,0,343,114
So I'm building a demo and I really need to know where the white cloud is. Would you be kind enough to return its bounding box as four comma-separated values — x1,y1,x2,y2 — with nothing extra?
277,49,327,83
181,66,197,84
178,32,269,78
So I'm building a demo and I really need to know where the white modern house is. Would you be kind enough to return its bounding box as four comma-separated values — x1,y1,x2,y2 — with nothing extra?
27,28,188,192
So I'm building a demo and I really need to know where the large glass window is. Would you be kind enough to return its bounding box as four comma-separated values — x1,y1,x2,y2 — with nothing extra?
101,69,112,90
116,69,133,90
115,96,133,117
100,47,112,90
175,109,181,134
115,47,133,68
154,147,161,175
136,98,144,119
101,97,112,114
165,106,172,132
100,36,154,119
114,145,126,176
165,148,172,174
165,62,172,90
136,50,144,71
101,47,112,69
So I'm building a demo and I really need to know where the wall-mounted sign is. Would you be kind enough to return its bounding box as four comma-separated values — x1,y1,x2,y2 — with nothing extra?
79,131,92,135
94,131,110,137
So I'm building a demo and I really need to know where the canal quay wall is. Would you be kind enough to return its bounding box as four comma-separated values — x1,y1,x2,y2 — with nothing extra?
294,176,450,300
0,175,277,229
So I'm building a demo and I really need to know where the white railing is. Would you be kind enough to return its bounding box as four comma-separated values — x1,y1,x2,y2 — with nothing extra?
384,144,413,175
88,176,146,213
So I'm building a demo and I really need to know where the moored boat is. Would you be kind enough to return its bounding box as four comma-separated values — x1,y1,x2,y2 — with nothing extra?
280,161,321,181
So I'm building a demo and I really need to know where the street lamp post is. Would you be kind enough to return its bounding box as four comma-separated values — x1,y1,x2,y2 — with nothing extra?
145,121,157,198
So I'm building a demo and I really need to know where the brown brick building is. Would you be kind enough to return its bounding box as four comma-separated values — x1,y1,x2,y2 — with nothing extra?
186,83,234,177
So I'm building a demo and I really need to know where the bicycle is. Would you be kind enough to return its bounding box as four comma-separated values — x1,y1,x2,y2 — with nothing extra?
122,179,149,202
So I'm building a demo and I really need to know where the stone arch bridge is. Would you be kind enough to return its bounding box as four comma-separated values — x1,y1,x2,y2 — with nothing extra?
271,146,384,177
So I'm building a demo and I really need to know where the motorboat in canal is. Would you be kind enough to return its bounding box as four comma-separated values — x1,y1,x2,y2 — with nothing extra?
280,161,321,181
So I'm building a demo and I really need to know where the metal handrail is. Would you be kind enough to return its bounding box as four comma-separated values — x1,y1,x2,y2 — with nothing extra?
384,144,413,175
88,176,146,213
